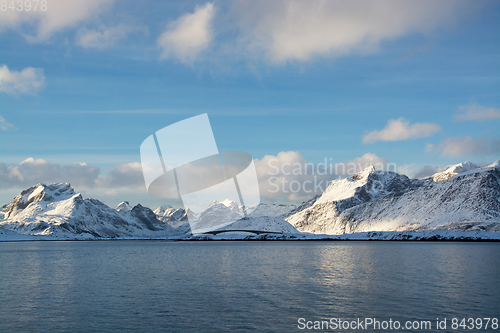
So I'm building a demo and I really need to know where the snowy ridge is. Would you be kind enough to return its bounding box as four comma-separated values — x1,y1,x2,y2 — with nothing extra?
287,161,500,235
488,160,500,168
0,183,181,239
246,203,297,218
192,216,299,235
208,199,241,212
116,201,131,211
1,160,499,241
432,161,480,182
152,200,299,235
287,166,424,233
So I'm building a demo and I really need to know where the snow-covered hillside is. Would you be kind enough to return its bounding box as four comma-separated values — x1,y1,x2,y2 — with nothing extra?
286,166,425,233
1,160,499,241
153,199,299,235
431,161,480,182
287,161,500,234
0,183,181,239
246,203,297,218
116,201,131,211
0,184,299,240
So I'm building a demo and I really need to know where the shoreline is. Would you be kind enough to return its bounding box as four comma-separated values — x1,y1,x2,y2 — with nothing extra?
1,229,499,243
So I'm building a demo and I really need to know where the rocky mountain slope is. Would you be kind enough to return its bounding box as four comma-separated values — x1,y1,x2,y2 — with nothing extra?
431,161,480,182
0,184,299,239
152,199,299,234
0,183,179,239
1,160,498,240
286,161,500,234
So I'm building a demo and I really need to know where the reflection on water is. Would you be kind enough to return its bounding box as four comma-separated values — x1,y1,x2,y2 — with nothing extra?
0,241,498,332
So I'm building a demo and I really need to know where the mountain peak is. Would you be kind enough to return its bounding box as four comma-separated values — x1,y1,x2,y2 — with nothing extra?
1,183,77,219
433,161,480,182
351,166,376,181
208,199,241,212
116,201,131,211
153,204,175,216
487,160,500,168
444,161,479,173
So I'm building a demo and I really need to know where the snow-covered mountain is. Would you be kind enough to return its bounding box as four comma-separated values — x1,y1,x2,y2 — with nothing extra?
0,183,298,239
188,202,245,233
287,161,500,234
150,199,299,235
431,161,480,182
116,201,132,211
286,166,425,233
0,183,180,239
2,160,499,240
208,199,241,212
154,204,187,223
213,216,300,234
489,160,500,168
246,203,297,218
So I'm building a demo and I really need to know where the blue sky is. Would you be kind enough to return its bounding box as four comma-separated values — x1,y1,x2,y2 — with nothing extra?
0,0,499,208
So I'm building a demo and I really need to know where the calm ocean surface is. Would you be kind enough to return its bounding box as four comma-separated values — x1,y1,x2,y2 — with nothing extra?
0,241,498,332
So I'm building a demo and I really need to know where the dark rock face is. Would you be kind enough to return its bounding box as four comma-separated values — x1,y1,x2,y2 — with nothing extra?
131,204,162,231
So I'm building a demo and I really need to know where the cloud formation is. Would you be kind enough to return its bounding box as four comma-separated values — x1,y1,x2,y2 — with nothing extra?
0,0,479,65
363,118,441,143
96,162,146,190
0,115,17,131
426,136,500,157
0,158,146,191
412,165,447,179
0,65,45,95
157,2,215,63
454,104,500,121
0,158,100,189
231,0,473,63
77,25,148,49
0,0,114,41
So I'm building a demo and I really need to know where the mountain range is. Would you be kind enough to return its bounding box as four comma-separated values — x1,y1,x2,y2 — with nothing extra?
285,161,500,234
1,160,499,241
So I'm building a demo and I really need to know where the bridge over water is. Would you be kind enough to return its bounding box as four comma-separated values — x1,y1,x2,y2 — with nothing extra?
193,230,284,236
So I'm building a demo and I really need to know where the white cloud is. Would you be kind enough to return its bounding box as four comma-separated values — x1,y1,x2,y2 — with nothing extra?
0,115,17,131
426,136,500,157
0,0,114,41
157,2,215,63
0,158,100,188
454,104,500,121
0,159,146,191
363,118,441,144
231,0,474,63
96,162,146,189
103,189,118,197
0,65,45,95
77,25,148,49
397,164,448,179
